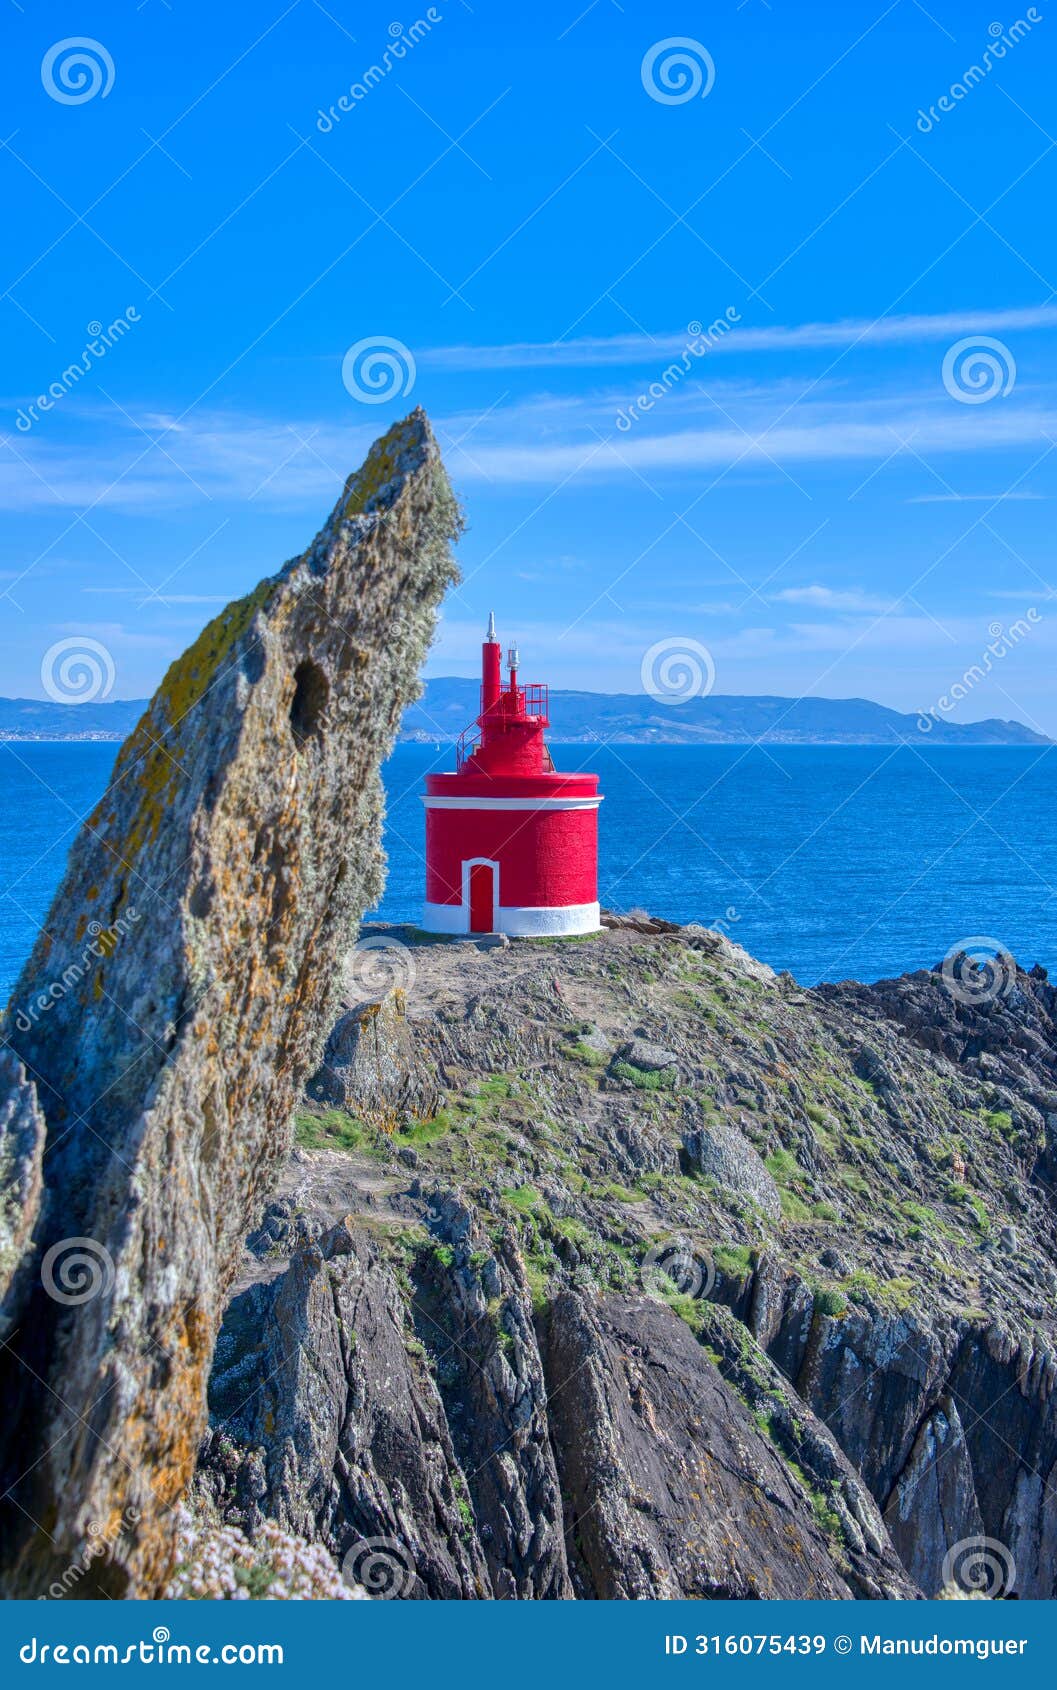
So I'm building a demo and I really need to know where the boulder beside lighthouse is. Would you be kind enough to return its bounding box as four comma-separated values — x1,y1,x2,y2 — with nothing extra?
421,615,602,937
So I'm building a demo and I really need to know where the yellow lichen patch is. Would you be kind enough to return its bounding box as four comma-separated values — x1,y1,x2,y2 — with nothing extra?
83,577,279,870
154,576,277,727
342,416,420,518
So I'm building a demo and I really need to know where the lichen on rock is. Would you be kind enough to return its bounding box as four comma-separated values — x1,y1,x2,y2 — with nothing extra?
0,409,460,1598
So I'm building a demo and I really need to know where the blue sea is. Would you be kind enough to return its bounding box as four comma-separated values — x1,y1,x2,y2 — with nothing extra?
1,740,1054,999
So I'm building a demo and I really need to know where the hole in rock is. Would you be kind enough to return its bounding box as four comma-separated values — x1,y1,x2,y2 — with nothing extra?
289,660,329,749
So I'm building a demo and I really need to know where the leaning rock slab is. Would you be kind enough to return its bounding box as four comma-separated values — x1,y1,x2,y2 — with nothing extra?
308,985,439,1125
0,410,459,1597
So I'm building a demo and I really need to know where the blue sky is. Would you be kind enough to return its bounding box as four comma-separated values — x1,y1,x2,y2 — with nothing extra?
2,0,1055,728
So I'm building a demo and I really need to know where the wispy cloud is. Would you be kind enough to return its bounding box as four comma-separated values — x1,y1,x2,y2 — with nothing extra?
447,406,1057,483
906,490,1047,503
771,585,895,613
987,588,1057,601
83,587,232,604
419,304,1057,372
2,368,1055,512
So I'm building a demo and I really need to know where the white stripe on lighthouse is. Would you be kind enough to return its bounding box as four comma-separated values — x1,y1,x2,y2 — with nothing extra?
421,796,602,811
420,900,601,937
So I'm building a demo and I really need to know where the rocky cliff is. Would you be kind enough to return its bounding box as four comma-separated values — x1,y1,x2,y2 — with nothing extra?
1,410,1054,1603
0,410,460,1598
193,919,1057,1601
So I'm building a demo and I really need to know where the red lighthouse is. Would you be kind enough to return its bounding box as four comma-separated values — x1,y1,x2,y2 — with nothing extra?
422,615,602,937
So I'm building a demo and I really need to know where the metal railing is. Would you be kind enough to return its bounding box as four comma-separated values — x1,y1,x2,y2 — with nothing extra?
454,682,550,770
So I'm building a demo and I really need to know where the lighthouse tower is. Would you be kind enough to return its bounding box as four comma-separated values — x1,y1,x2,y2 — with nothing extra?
421,615,602,937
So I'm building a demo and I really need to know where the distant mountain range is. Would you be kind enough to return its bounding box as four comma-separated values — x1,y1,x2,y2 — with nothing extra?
1,686,1049,746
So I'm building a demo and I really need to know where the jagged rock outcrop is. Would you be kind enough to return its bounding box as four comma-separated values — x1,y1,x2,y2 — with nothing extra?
216,916,1057,1599
308,987,439,1125
201,1205,915,1600
545,1290,914,1598
0,411,460,1598
203,1219,491,1598
680,1105,782,1220
0,1048,44,1340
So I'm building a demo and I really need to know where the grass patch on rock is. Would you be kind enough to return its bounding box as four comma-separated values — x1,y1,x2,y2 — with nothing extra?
294,1109,367,1153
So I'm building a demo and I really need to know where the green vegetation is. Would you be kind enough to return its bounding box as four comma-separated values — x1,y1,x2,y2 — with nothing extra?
901,1199,958,1243
714,1243,754,1279
234,1560,278,1599
763,1149,817,1224
764,1149,801,1186
611,1059,677,1091
597,1181,647,1205
521,930,603,946
502,1184,544,1215
778,1188,812,1222
294,1109,366,1153
946,1182,990,1235
813,1287,847,1318
841,1269,915,1313
837,1169,870,1196
983,1109,1014,1139
811,1201,840,1223
394,1112,452,1147
566,1039,607,1067
551,1216,595,1249
656,1285,708,1335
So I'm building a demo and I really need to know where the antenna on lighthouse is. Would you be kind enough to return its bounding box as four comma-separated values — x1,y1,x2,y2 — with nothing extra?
486,610,497,643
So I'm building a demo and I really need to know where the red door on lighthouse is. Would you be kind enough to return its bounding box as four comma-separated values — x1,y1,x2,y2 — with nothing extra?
468,862,494,933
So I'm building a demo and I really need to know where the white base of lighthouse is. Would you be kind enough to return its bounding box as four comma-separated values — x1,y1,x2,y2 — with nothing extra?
421,899,601,939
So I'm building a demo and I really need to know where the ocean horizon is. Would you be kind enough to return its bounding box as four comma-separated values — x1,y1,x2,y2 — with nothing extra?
1,739,1053,1003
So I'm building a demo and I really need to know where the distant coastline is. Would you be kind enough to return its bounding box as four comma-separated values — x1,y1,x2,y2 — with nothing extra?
0,684,1050,747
